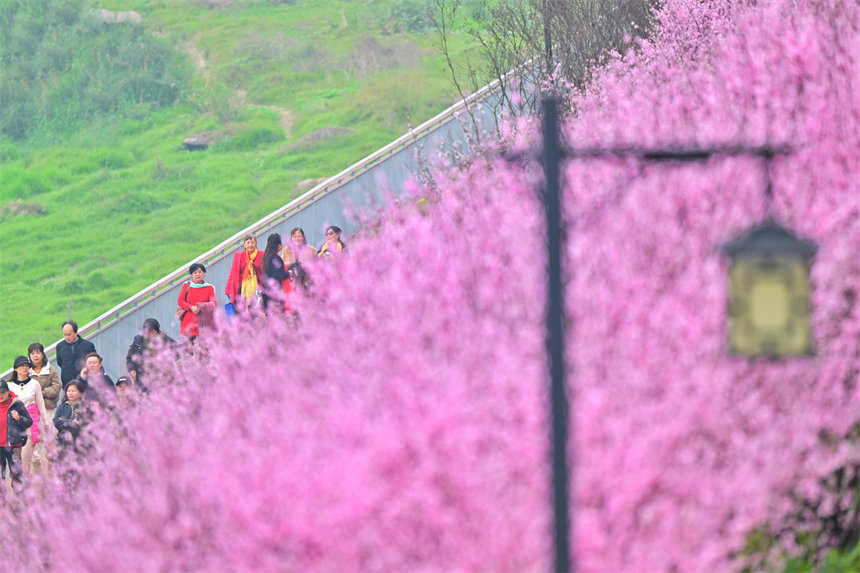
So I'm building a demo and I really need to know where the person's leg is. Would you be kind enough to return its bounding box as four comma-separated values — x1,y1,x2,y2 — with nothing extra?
32,407,53,467
37,440,51,476
9,447,23,491
0,448,12,494
21,427,34,476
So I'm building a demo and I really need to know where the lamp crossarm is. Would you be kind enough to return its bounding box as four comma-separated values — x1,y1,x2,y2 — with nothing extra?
502,144,792,164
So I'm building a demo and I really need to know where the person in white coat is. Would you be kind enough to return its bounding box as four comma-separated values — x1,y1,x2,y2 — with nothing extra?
6,356,54,477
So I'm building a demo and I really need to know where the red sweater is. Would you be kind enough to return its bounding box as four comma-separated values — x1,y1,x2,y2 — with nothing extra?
178,281,218,336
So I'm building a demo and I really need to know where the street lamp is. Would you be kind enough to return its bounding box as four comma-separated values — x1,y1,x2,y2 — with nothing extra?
521,96,811,572
723,221,818,357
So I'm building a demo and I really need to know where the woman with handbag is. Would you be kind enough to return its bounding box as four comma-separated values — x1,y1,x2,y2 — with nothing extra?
6,355,53,479
177,263,218,340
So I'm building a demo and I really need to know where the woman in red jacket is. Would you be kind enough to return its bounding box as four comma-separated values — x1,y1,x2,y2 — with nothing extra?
178,263,218,340
224,234,263,311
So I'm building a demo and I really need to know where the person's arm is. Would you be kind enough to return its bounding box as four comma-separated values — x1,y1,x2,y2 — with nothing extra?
75,340,97,374
208,285,218,306
177,282,192,311
282,249,296,266
225,251,241,303
42,368,62,404
126,336,144,373
53,405,68,431
126,336,141,362
254,251,264,277
12,403,32,430
34,383,51,431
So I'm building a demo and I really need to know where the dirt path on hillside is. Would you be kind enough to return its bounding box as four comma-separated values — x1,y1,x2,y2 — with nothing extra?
268,106,295,136
185,41,211,81
185,42,295,137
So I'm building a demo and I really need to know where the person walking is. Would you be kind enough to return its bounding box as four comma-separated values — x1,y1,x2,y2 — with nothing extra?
28,343,61,474
0,379,33,493
53,380,93,477
29,343,61,418
126,318,175,387
75,352,115,404
225,234,263,311
6,356,53,478
261,233,292,313
178,263,218,340
283,227,316,289
55,321,97,389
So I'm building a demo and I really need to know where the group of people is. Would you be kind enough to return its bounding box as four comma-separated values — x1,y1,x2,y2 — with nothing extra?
1,321,140,492
0,226,347,492
179,226,346,338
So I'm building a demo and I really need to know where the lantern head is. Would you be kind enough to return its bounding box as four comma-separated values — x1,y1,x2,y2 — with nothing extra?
723,221,818,358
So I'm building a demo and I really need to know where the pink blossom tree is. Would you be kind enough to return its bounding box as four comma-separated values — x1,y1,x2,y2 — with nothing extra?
2,0,860,571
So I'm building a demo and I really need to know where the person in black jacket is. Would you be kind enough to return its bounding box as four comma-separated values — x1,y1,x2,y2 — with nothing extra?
53,380,95,485
126,318,174,388
75,352,114,405
53,380,91,449
0,380,33,491
261,233,292,313
56,320,97,389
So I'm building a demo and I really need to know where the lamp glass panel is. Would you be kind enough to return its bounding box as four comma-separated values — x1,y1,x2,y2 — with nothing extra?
728,257,812,357
749,276,789,329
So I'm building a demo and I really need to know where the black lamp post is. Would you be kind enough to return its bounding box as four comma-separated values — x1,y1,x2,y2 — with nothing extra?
541,97,570,573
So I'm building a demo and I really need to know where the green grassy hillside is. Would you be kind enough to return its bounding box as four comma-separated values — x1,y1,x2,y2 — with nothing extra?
0,0,481,364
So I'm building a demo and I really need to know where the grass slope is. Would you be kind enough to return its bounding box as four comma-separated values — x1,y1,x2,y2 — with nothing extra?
0,0,481,364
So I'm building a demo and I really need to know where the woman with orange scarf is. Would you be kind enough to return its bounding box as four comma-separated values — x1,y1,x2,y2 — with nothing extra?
225,234,263,310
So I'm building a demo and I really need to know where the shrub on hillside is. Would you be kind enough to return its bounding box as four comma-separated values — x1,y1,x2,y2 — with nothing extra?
0,0,190,141
216,121,285,152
